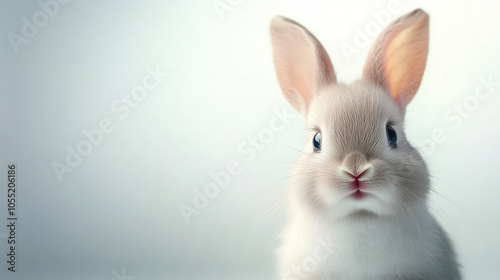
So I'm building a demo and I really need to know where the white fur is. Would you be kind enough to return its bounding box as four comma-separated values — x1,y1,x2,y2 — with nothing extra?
278,201,456,280
275,84,460,280
269,9,461,280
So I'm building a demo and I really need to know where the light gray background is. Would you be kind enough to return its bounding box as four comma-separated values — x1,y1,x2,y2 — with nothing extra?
0,0,499,279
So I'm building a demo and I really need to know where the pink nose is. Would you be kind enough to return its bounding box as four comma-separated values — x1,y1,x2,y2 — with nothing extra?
345,169,367,180
345,169,368,189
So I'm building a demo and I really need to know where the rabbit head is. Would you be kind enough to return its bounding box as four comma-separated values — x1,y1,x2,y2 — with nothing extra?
270,9,431,219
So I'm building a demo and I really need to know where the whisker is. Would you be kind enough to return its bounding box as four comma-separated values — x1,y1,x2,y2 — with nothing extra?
248,197,285,231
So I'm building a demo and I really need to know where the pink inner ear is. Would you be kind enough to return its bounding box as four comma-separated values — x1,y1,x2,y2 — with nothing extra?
289,41,316,107
362,9,429,109
383,14,429,107
270,16,336,115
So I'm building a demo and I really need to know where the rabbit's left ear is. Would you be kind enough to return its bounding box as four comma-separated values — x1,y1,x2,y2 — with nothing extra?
363,9,429,110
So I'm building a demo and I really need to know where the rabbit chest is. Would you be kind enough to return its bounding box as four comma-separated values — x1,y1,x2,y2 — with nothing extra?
279,211,442,280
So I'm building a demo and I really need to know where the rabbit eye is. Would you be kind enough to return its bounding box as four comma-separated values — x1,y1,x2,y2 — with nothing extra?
386,125,397,148
313,132,321,152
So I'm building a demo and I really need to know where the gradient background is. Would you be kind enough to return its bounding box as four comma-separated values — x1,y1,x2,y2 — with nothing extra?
1,0,499,279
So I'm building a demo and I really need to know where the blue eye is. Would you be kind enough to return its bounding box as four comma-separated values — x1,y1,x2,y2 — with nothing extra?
313,132,321,152
386,125,397,148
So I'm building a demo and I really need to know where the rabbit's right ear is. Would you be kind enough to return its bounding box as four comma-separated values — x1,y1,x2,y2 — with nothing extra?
270,16,336,116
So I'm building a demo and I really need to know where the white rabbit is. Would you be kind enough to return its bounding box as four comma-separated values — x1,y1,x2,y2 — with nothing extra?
269,9,460,280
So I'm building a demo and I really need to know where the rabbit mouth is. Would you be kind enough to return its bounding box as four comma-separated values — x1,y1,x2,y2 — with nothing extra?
351,189,366,200
346,179,371,200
